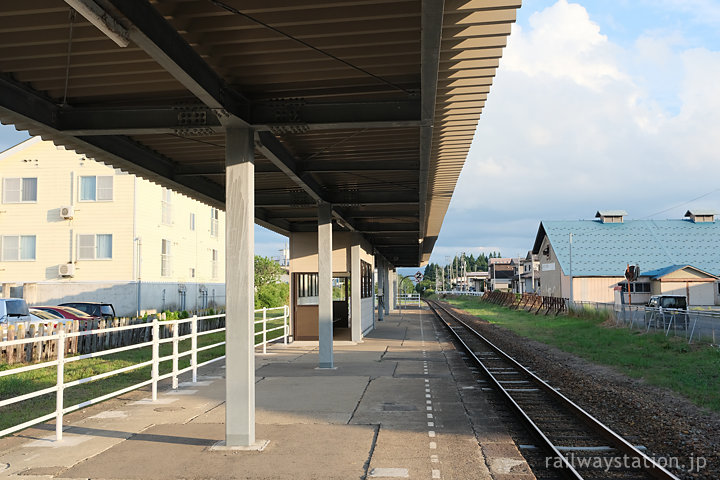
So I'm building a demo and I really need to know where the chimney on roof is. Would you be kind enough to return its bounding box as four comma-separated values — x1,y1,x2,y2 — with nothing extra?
684,210,715,223
595,210,627,223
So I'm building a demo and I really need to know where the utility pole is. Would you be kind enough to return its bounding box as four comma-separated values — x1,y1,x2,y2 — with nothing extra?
568,233,574,305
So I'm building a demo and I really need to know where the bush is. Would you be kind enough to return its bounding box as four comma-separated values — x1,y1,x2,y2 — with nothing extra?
255,283,289,309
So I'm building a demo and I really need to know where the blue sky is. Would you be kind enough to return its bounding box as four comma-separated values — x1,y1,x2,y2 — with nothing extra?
3,1,720,272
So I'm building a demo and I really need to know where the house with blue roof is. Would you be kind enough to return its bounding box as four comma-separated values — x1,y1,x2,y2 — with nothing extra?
531,210,720,306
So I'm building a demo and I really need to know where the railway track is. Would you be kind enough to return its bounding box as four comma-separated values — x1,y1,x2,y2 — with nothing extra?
427,300,681,480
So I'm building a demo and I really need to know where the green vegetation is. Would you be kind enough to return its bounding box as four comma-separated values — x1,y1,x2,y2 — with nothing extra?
254,255,289,308
446,296,720,412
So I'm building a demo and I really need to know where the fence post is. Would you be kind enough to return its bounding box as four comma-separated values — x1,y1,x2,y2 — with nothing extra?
172,321,179,389
151,317,159,401
191,315,198,383
284,305,288,345
56,328,66,441
262,307,267,354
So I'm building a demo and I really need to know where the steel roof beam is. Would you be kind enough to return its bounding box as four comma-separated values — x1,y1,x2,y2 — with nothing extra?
106,0,251,123
256,131,362,232
419,0,445,264
251,99,423,130
55,99,423,135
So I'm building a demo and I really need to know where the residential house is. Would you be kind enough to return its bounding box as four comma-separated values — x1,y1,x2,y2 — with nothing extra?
0,138,226,315
489,258,514,291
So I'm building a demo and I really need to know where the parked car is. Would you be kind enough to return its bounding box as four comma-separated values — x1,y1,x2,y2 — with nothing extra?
59,302,116,320
648,295,687,310
0,298,31,325
33,305,101,322
29,308,69,328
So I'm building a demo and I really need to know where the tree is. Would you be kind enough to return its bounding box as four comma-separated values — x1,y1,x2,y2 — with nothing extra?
255,255,284,287
254,255,288,308
415,278,434,297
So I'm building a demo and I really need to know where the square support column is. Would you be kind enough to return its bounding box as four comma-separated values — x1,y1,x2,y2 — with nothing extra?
350,237,362,343
388,268,395,312
318,202,334,368
376,257,384,321
383,267,390,316
224,127,256,447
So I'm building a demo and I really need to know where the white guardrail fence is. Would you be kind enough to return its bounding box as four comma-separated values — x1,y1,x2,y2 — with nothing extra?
397,293,422,307
437,290,483,296
0,306,289,441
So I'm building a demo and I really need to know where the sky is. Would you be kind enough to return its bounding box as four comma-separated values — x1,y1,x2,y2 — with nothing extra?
3,0,720,271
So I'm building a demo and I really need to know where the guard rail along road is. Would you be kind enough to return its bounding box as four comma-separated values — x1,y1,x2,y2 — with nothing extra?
0,306,290,441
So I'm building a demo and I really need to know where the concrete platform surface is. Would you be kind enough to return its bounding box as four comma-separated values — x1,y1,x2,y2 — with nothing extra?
0,309,534,480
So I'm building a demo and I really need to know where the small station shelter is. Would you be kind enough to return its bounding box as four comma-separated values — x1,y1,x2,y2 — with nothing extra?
0,0,520,448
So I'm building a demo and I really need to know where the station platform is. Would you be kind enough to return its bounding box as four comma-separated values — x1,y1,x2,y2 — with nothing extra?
0,309,533,480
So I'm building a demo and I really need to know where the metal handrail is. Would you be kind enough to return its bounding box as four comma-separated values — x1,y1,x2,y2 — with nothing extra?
0,305,290,441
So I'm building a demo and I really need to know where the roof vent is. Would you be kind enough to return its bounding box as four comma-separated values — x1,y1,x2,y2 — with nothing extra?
595,210,627,223
684,209,715,223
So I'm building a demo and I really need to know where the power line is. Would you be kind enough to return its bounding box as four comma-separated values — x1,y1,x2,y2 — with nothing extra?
640,187,720,219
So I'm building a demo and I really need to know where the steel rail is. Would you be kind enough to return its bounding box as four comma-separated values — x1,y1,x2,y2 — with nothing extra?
427,300,680,480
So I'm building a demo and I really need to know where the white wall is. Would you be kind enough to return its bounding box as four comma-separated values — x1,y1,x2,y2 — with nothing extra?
25,281,225,316
361,297,374,334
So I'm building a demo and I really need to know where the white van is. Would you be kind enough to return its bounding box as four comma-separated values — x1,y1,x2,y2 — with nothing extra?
0,298,31,325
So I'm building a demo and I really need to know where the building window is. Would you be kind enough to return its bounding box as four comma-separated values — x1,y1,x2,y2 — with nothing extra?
190,267,196,278
79,175,113,201
210,208,219,237
297,273,319,305
3,177,37,203
161,188,172,224
77,234,112,260
211,249,219,279
189,213,196,231
161,239,172,276
1,235,36,261
620,282,651,293
361,261,372,298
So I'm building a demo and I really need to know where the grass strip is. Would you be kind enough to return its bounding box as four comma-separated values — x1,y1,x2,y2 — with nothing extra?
445,296,720,412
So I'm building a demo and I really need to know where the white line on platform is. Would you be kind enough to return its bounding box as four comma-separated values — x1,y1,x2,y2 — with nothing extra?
429,442,437,449
432,469,441,479
428,431,436,438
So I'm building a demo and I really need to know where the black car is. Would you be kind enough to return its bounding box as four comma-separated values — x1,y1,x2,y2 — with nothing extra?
59,302,116,320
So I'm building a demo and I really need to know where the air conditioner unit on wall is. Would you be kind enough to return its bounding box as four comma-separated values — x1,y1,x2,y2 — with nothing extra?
60,205,74,219
59,263,75,277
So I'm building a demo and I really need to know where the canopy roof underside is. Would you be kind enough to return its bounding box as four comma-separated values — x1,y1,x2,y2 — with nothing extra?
0,0,520,266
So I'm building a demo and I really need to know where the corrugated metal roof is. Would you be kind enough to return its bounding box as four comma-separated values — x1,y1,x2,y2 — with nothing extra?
641,264,718,280
532,219,720,277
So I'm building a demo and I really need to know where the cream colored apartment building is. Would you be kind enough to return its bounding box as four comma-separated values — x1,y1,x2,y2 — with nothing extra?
0,137,225,316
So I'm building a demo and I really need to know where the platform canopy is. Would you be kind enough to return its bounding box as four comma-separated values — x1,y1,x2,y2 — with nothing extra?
0,0,520,266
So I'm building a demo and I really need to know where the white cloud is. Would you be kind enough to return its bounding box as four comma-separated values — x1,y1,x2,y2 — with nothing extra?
439,0,720,262
503,0,627,90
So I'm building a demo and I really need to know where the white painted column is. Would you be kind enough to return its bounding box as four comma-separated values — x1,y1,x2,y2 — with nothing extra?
383,266,390,315
318,202,334,368
388,268,395,312
377,257,384,321
224,127,256,447
350,236,362,342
